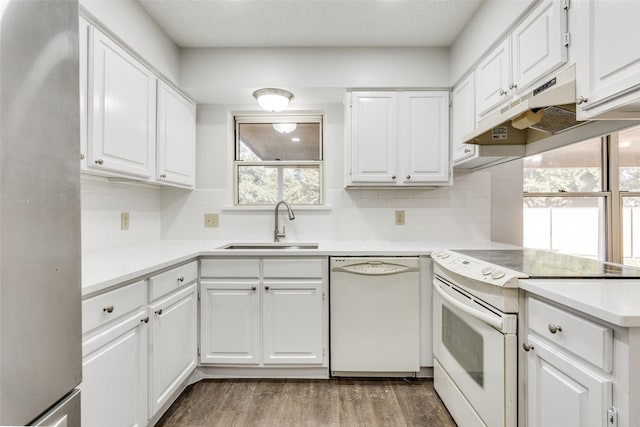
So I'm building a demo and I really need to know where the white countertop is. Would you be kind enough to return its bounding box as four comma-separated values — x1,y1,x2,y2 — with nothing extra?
82,239,516,296
520,279,640,327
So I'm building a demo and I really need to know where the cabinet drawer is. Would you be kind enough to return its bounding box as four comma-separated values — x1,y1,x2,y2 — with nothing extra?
528,297,613,372
200,258,260,278
82,280,146,334
263,258,325,278
149,261,197,301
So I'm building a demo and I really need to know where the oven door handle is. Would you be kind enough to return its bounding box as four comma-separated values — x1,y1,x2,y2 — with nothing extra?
434,281,504,330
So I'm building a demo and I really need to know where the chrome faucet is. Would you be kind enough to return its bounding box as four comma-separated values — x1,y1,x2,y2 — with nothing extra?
274,200,295,242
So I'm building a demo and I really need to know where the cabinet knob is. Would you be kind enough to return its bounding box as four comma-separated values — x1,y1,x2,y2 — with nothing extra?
94,159,104,165
499,89,507,96
265,286,270,291
160,174,167,179
406,175,411,180
80,153,85,160
464,148,471,154
391,175,396,180
509,83,517,90
576,96,588,105
141,316,150,324
177,276,185,282
251,286,257,291
155,308,163,315
548,324,562,334
522,342,534,352
103,305,114,313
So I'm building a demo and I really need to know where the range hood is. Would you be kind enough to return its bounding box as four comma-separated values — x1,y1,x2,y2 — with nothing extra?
463,64,581,147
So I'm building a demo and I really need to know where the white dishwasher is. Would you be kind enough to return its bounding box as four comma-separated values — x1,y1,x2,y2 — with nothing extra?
330,257,420,376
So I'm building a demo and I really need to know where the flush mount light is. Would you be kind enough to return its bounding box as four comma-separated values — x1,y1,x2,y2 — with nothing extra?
253,88,294,112
272,123,297,134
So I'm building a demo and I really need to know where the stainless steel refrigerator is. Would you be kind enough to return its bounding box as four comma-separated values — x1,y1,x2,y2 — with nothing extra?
0,0,82,425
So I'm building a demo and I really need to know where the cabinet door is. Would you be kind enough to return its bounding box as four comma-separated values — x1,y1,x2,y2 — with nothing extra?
156,81,196,188
349,92,398,184
79,17,89,171
575,0,640,119
262,280,324,365
149,285,197,417
511,0,567,94
452,74,477,164
89,28,156,178
398,91,450,184
476,38,511,119
200,280,260,364
81,311,148,427
525,335,612,427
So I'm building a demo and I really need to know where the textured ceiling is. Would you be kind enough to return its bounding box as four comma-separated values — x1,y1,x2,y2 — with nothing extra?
138,0,484,48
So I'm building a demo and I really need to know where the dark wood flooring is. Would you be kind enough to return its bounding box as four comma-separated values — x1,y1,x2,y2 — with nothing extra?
155,378,457,427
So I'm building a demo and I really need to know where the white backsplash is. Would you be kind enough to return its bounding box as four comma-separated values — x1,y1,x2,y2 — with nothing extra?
160,171,491,242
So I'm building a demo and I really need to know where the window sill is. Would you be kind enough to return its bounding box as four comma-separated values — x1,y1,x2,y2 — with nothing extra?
221,205,332,213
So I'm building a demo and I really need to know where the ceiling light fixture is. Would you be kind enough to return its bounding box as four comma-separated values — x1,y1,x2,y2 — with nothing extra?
272,123,297,134
253,88,294,112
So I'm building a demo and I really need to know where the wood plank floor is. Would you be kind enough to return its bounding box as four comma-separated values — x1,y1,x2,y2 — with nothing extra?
155,378,457,427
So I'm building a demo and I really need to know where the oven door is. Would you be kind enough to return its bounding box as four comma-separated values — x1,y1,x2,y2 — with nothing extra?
433,275,517,427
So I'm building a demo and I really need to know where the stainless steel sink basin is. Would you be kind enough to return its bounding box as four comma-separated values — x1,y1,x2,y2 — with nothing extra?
220,242,319,250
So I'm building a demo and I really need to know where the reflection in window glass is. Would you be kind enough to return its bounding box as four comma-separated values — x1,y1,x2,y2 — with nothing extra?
237,122,321,161
623,197,640,267
523,138,602,193
523,197,606,259
619,125,640,192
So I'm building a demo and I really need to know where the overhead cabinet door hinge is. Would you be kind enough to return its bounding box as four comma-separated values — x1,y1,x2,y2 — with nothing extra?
197,345,201,356
563,32,571,47
197,289,201,301
563,0,570,9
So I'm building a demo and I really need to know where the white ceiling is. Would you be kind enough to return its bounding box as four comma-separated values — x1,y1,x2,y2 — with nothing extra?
138,0,484,48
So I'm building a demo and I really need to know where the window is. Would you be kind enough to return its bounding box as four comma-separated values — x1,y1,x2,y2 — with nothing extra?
234,115,323,206
523,124,640,265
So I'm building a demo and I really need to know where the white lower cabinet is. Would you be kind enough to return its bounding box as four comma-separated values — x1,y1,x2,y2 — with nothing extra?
200,257,328,369
148,283,197,417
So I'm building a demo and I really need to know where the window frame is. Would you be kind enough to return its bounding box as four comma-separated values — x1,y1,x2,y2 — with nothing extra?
233,113,325,207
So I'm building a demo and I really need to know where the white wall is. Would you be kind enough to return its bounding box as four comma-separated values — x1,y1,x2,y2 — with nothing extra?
449,0,535,85
81,176,162,252
80,0,180,83
180,47,451,104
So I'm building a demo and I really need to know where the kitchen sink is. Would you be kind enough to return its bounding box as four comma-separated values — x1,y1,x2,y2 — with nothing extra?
220,242,319,250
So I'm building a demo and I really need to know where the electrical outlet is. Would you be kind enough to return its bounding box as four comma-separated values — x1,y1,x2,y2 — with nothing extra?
121,212,130,230
395,210,405,225
204,213,219,228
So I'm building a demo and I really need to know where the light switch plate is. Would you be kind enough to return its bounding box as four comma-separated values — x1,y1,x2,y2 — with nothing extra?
121,212,130,230
204,213,219,228
395,210,405,225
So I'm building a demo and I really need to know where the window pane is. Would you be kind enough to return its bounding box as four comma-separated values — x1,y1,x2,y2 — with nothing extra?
238,122,321,161
237,165,321,206
619,125,640,192
523,138,602,192
623,196,640,267
523,197,606,259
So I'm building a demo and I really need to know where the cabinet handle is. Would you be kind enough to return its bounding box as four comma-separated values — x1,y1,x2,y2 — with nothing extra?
141,316,150,324
406,175,411,180
548,324,562,334
509,83,517,90
391,175,396,180
155,308,163,315
94,159,104,165
464,148,471,154
265,286,270,291
522,342,534,352
103,305,114,313
576,96,588,105
177,276,185,282
80,153,85,160
499,89,507,96
251,286,257,291
160,174,167,179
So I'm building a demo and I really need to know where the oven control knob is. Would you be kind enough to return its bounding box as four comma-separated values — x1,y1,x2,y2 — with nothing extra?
481,267,493,275
491,270,506,279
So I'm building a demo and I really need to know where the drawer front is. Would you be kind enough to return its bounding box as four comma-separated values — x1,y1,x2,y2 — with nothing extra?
149,261,198,301
263,258,325,278
82,280,146,334
200,258,260,278
528,297,613,372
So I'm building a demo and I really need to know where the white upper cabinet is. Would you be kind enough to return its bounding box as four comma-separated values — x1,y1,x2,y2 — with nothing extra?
476,0,567,121
346,90,450,187
89,27,157,179
156,81,196,188
79,17,89,170
575,0,640,119
348,91,398,184
451,73,477,164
